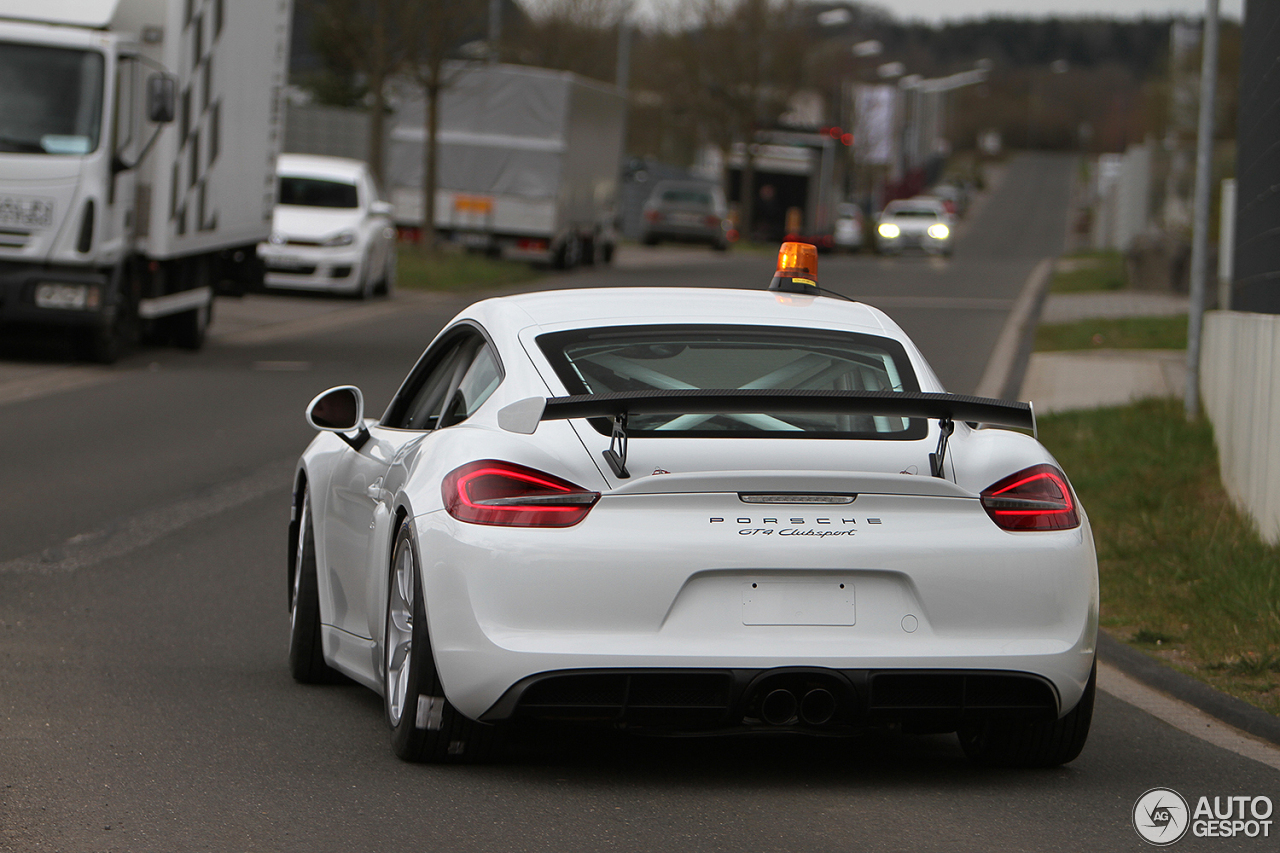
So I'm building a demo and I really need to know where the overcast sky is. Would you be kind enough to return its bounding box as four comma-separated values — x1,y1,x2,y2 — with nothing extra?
633,0,1244,26
870,0,1243,24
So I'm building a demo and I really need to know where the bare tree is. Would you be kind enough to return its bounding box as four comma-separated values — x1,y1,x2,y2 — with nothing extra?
506,0,628,83
406,0,488,248
307,0,420,186
674,0,806,237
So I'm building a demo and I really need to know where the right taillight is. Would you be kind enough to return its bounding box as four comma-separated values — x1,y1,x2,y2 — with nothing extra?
442,460,600,528
980,464,1080,531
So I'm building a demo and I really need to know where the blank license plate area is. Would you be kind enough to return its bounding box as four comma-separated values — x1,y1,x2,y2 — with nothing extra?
742,581,855,626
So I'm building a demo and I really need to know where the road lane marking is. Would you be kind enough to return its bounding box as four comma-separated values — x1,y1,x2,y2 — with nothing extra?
0,458,294,576
974,257,1054,399
0,292,445,409
0,364,125,409
1099,661,1280,772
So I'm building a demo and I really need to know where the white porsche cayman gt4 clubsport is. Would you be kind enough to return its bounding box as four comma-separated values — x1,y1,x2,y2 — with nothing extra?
288,243,1098,767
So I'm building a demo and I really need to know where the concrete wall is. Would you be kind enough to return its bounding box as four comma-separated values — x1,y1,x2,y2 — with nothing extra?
1201,311,1280,543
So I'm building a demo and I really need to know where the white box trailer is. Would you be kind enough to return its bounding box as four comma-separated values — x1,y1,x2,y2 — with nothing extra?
388,63,625,268
0,0,291,360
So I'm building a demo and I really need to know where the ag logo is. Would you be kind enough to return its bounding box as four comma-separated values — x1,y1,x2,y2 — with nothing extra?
1133,788,1190,845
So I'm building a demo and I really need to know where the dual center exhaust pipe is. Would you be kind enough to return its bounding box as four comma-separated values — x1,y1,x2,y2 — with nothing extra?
760,686,838,726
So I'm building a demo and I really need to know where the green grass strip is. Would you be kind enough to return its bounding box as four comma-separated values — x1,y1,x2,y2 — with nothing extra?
1051,251,1128,293
1038,398,1280,715
1035,315,1188,351
396,246,543,292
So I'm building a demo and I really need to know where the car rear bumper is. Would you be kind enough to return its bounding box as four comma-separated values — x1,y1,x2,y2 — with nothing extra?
413,494,1099,724
480,666,1062,732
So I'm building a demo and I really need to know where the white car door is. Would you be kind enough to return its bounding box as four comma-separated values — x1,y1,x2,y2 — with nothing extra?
322,329,500,641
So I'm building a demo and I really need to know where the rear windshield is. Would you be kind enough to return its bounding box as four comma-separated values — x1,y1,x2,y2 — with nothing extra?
538,325,925,439
278,176,359,209
659,187,714,206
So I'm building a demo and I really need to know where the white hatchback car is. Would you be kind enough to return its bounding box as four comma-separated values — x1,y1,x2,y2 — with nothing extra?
289,244,1098,767
258,154,397,298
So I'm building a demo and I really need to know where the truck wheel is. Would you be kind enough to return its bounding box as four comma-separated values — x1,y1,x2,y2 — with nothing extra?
555,235,581,271
78,301,136,364
78,322,123,364
172,301,211,350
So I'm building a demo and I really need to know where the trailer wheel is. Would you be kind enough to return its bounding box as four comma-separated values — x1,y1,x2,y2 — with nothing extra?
555,234,581,271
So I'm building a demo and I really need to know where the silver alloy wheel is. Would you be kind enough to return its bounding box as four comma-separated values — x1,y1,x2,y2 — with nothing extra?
385,543,415,727
290,498,309,633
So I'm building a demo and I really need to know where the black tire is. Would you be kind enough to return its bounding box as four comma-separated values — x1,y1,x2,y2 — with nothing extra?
289,487,338,683
958,662,1096,768
78,320,123,364
554,234,581,271
375,251,396,297
384,523,502,763
171,301,211,350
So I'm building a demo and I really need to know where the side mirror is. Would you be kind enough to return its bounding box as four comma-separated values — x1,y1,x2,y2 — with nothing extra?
146,74,176,123
369,200,394,217
307,385,364,432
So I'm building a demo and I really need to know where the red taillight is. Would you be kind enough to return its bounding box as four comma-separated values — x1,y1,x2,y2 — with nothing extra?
644,209,661,223
442,460,599,528
705,214,721,228
980,464,1080,531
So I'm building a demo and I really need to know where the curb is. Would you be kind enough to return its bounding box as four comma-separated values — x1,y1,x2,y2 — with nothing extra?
1098,631,1280,747
974,257,1054,400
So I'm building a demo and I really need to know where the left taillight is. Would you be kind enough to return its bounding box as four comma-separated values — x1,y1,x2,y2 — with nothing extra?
442,460,600,528
980,464,1080,531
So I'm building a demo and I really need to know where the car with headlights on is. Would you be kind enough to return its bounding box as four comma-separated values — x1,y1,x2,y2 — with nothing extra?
258,154,397,298
288,242,1097,767
876,197,954,257
640,180,732,250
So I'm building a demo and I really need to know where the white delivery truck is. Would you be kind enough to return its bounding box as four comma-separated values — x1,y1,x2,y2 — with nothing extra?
0,0,291,361
388,63,625,269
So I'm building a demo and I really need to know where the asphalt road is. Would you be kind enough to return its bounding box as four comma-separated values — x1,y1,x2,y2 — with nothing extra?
3,153,1278,852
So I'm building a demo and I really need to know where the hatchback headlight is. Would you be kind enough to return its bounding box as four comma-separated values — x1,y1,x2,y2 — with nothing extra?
927,223,950,240
323,231,356,248
878,223,900,239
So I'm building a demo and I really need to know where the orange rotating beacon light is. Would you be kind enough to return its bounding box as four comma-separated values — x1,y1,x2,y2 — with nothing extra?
768,242,820,294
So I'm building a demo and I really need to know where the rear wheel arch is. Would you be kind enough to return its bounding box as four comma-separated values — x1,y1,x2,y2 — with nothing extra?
287,469,309,608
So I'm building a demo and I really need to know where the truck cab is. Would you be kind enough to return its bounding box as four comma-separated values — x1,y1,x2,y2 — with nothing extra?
0,0,291,361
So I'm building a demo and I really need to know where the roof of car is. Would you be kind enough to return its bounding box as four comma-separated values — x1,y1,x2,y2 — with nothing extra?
466,287,892,337
276,154,368,182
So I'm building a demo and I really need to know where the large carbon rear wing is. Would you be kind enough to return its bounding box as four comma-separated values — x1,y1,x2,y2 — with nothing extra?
497,389,1035,480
